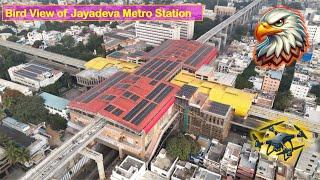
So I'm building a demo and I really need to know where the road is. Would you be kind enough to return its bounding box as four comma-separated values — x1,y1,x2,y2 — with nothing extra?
21,119,107,180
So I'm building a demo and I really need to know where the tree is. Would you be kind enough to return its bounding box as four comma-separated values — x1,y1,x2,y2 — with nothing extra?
32,40,43,48
61,35,75,49
194,18,218,39
7,35,19,42
235,62,257,89
310,85,320,105
1,89,24,109
273,91,293,111
144,45,154,52
0,28,15,34
231,25,248,41
48,114,68,131
166,133,200,161
109,21,119,28
0,134,30,165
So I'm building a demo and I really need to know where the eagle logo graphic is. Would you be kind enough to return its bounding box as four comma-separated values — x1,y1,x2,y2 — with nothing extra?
253,7,309,69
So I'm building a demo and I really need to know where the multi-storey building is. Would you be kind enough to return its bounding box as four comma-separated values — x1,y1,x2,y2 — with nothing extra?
261,71,282,93
167,21,194,39
175,87,234,141
110,155,146,180
8,63,63,91
135,22,180,46
151,149,178,178
307,25,320,45
214,6,236,16
220,142,242,178
236,143,258,179
290,81,310,99
0,78,32,96
39,92,70,119
256,158,276,180
68,40,218,160
203,139,226,173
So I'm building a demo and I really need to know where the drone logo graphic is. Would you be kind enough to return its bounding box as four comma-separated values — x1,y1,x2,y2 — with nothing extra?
251,121,309,162
253,7,309,69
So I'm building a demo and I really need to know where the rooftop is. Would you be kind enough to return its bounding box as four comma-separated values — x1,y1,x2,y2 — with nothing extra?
172,161,198,180
205,141,226,162
84,57,139,72
152,149,177,171
172,71,255,117
69,40,217,133
76,67,119,79
267,70,283,80
256,158,275,179
40,92,69,111
2,117,30,132
0,125,35,147
0,78,32,95
193,167,221,180
114,155,145,179
238,143,258,170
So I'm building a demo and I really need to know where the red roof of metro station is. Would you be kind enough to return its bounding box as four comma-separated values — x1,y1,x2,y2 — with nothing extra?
69,40,218,133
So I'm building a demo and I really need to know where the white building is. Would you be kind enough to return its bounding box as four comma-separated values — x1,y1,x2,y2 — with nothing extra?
0,78,33,96
171,161,198,180
111,156,146,180
167,21,194,40
2,117,31,135
290,81,310,99
39,92,70,119
8,63,63,91
294,72,310,82
256,158,276,180
220,142,242,178
249,77,263,91
151,149,178,178
135,22,180,46
307,25,320,45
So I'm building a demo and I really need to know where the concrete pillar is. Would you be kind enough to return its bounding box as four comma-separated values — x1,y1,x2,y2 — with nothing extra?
119,148,124,159
220,33,227,49
209,36,222,51
97,159,106,180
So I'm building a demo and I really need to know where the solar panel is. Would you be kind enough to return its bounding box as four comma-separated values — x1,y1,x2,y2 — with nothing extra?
123,91,132,98
24,66,43,74
148,71,159,79
209,102,230,116
135,68,146,75
155,61,171,72
130,94,139,101
155,71,168,81
146,40,171,57
146,83,166,100
105,105,115,112
123,99,149,121
112,108,124,116
154,86,173,103
167,62,179,71
29,64,51,72
15,70,38,80
176,85,198,99
150,60,164,70
131,103,157,125
102,95,116,101
149,80,158,86
185,46,213,66
141,69,152,77
79,72,128,103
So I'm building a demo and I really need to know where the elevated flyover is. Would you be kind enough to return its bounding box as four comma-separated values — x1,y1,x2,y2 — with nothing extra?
0,40,85,74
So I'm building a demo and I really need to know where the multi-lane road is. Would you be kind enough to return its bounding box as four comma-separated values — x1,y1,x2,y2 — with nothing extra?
21,119,106,180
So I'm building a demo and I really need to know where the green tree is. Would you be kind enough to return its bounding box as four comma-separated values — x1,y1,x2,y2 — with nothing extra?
194,18,218,39
48,114,68,131
61,35,75,49
3,140,30,165
231,25,248,41
273,91,293,111
144,45,154,52
310,85,320,105
0,28,15,34
235,62,257,89
7,35,20,42
32,40,43,48
166,133,200,161
109,21,119,28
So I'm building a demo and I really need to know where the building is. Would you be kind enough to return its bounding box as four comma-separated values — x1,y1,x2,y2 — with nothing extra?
261,71,282,93
236,143,258,179
167,21,194,40
249,77,263,91
276,163,293,180
217,59,233,73
220,142,242,178
76,67,120,87
103,31,137,52
294,145,320,179
0,78,33,95
39,92,70,119
0,147,10,177
8,63,63,91
255,158,276,180
68,40,218,160
203,139,226,173
151,149,178,178
0,124,49,167
290,81,310,99
192,167,221,180
110,155,146,180
135,22,180,46
307,25,320,45
214,6,236,16
2,117,31,135
254,93,275,109
175,88,233,141
195,65,236,87
171,161,198,180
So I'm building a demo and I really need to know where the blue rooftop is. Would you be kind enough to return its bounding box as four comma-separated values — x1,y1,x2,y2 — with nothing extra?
268,71,282,80
39,92,69,111
302,53,312,62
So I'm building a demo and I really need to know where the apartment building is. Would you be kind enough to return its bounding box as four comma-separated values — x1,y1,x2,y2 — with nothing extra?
167,21,194,39
307,25,320,45
236,143,258,179
0,78,32,96
203,139,226,173
111,156,146,180
290,81,310,99
214,6,236,16
135,22,180,46
151,149,178,178
262,71,282,93
256,158,276,180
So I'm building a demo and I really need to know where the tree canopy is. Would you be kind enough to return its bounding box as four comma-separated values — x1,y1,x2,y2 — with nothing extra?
235,62,257,89
166,133,200,161
2,89,68,131
7,35,20,42
0,47,27,80
194,18,220,39
310,85,320,105
0,135,30,165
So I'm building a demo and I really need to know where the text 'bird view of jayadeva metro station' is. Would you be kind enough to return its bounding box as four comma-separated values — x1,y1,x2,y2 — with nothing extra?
68,39,254,160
